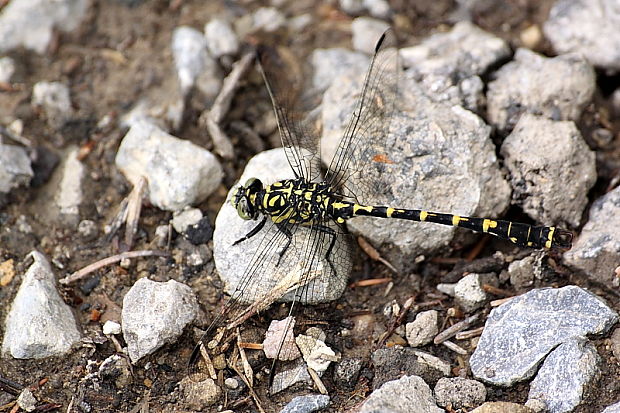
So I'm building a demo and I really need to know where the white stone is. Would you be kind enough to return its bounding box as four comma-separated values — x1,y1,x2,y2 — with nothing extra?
171,208,203,233
32,81,73,128
115,121,223,211
351,17,390,54
204,19,239,58
172,26,222,99
122,278,198,362
0,0,89,54
0,144,33,194
55,147,84,222
102,320,122,335
0,56,16,83
2,252,81,359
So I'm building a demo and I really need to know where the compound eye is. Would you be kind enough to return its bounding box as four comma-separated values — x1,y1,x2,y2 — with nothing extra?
236,197,252,220
245,178,257,188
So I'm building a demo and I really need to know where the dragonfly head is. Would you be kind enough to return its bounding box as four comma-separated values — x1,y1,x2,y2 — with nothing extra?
231,177,263,220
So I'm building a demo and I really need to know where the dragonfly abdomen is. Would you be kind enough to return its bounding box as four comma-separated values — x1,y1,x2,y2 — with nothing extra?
331,201,571,249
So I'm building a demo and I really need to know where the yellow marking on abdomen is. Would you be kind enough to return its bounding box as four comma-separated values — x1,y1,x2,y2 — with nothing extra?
386,207,395,217
482,219,497,232
331,202,349,209
420,211,428,221
545,227,555,249
353,205,373,214
452,215,463,226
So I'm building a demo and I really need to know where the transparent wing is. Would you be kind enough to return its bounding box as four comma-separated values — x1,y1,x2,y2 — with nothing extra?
188,204,351,380
257,45,323,182
324,29,400,201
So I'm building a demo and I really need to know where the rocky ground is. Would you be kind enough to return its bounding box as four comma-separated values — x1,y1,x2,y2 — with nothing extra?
1,0,620,412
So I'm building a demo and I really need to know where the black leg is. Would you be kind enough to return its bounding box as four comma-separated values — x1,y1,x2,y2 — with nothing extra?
275,223,294,266
233,216,267,246
313,224,338,274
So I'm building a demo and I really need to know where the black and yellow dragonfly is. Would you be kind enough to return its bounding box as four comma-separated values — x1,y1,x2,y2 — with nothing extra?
189,29,572,394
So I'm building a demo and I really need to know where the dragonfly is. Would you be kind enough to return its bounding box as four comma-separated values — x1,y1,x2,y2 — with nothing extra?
188,28,573,396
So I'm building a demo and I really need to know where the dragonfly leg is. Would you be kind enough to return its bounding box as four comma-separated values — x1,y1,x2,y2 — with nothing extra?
313,224,338,275
275,223,294,266
233,216,267,245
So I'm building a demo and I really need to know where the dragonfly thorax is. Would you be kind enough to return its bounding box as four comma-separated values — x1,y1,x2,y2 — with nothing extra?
233,177,336,225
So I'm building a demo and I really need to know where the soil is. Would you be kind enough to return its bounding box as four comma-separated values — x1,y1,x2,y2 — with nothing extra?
1,0,619,412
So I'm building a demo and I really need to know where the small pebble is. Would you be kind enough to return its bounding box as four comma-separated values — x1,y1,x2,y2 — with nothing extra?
77,219,99,240
102,320,122,335
224,377,239,390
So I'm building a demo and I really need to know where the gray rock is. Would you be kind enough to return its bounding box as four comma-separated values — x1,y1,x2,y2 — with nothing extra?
371,347,450,389
183,243,211,267
17,388,37,412
270,358,312,394
612,88,620,118
603,401,620,413
0,56,16,83
434,377,486,409
122,278,198,362
121,95,185,132
204,18,239,58
470,286,618,386
172,26,222,100
351,17,390,54
0,143,33,194
436,283,456,297
527,338,600,413
55,147,84,226
339,0,392,19
339,0,365,15
564,185,620,286
487,49,595,132
251,7,286,33
32,81,73,129
311,48,370,92
0,0,89,54
77,219,98,241
612,327,620,364
544,0,620,72
280,394,330,413
213,148,352,305
154,224,170,248
296,333,339,374
115,121,223,212
454,273,498,312
471,402,534,413
224,377,239,389
405,310,438,347
500,115,596,228
2,251,81,359
360,375,443,413
171,208,203,234
180,376,221,410
334,357,363,387
288,14,313,32
321,76,510,267
507,255,538,289
400,21,510,112
402,21,510,79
